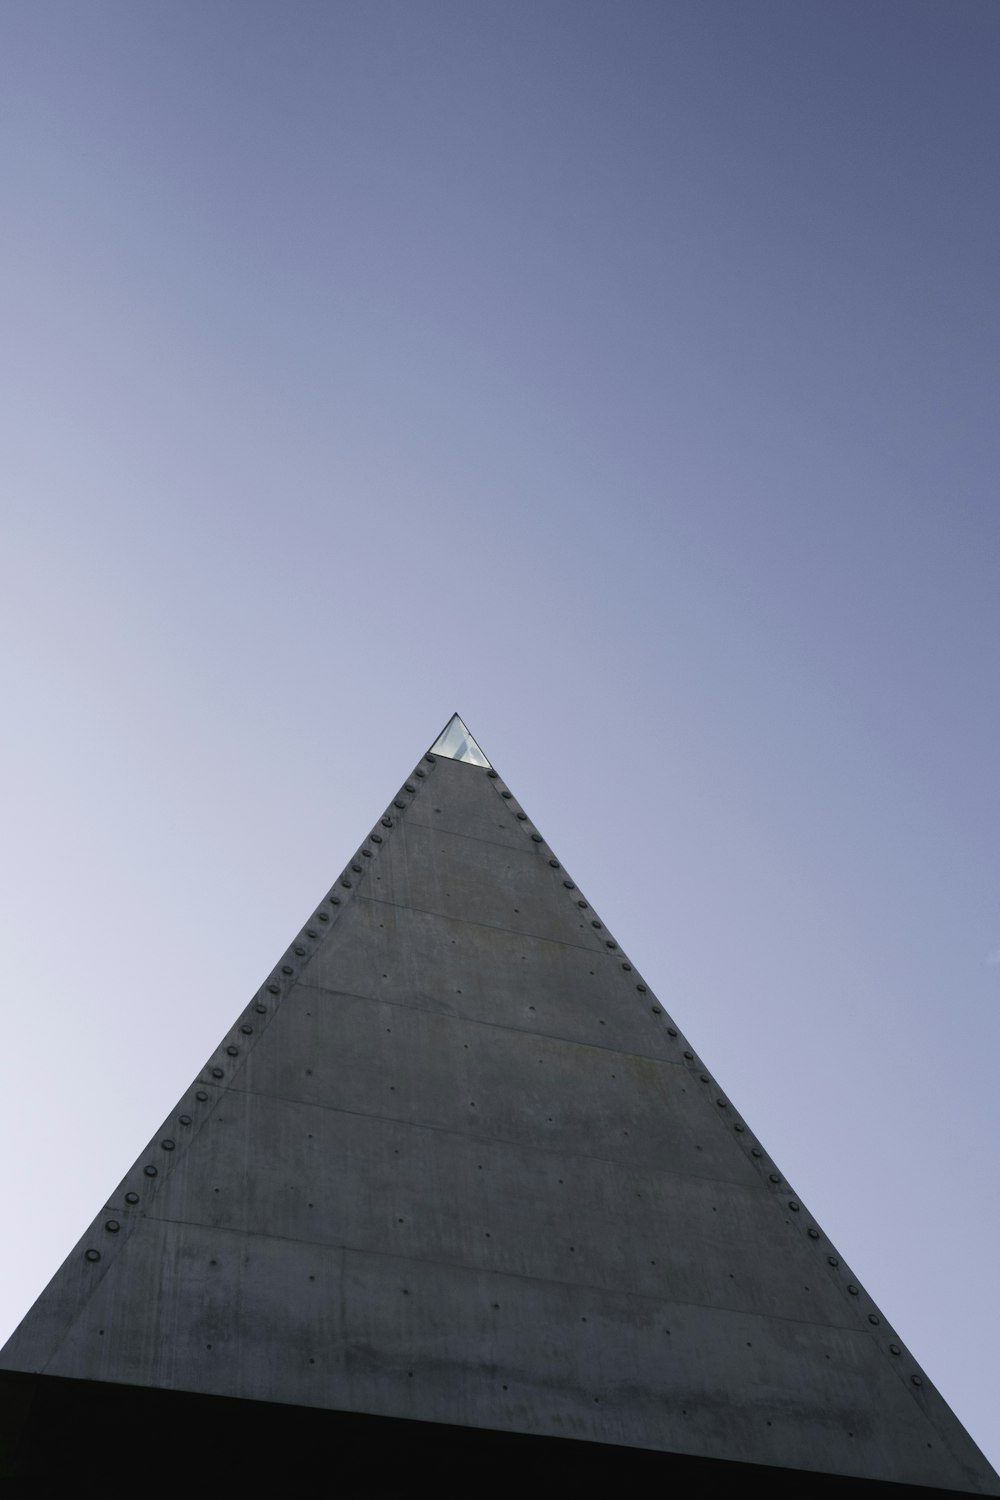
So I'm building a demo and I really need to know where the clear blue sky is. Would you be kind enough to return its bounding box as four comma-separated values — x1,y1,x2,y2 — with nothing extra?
1,0,998,1468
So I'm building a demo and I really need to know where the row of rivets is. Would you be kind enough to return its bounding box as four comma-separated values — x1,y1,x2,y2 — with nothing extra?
658,1006,915,1381
488,765,661,1037
86,1070,231,1263
265,770,410,1006
497,764,680,1042
819,1250,916,1372
618,927,876,1370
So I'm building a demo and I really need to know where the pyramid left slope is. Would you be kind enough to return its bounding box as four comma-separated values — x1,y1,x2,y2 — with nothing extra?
0,762,449,1398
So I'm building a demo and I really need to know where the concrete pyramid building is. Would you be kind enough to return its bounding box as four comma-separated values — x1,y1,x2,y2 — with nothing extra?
2,715,997,1491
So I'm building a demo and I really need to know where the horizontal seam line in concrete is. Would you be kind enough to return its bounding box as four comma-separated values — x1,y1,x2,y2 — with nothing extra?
293,979,684,1068
398,816,531,854
139,1212,861,1335
337,893,611,958
219,1084,759,1190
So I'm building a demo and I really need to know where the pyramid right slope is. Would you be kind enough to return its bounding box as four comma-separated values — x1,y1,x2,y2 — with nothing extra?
2,736,996,1491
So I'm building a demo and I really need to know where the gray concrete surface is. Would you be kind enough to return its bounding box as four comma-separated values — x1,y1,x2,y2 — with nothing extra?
2,749,997,1491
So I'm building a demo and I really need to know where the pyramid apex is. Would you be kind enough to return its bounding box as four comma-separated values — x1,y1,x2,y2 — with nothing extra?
428,712,491,768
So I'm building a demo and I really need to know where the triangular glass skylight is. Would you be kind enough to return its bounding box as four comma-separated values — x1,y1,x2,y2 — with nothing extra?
429,713,491,767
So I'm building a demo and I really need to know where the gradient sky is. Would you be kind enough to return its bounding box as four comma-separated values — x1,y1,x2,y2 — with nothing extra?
2,0,998,1469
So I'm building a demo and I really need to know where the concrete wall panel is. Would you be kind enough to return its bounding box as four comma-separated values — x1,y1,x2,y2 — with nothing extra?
234,987,754,1181
37,1217,986,1491
131,1089,843,1324
304,898,681,1061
